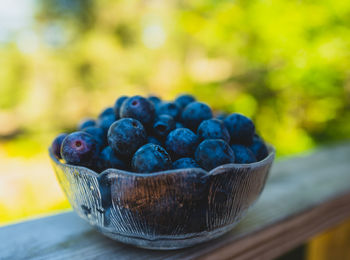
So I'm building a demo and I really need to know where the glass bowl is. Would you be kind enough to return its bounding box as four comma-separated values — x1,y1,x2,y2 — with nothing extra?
49,146,275,250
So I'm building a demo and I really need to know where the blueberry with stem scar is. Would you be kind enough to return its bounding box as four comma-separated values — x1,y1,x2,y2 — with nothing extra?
120,95,155,127
132,144,172,173
61,131,100,167
108,118,147,157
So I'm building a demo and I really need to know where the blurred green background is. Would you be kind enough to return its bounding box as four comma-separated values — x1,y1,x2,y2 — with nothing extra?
0,0,349,225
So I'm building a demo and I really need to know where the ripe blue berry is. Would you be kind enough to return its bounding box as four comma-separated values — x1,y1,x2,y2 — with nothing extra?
175,94,195,108
197,119,230,143
131,144,172,173
97,114,116,134
224,113,255,145
172,157,200,169
120,95,155,126
249,135,269,161
51,133,68,159
152,115,176,139
108,118,147,157
148,95,162,107
195,139,235,171
99,107,115,119
165,128,199,159
176,122,184,129
78,118,96,130
113,96,128,118
181,102,213,130
156,102,181,120
98,146,127,171
82,126,106,147
61,131,99,167
230,144,257,164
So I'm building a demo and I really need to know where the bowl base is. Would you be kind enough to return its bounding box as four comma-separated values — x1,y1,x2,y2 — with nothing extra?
99,222,238,250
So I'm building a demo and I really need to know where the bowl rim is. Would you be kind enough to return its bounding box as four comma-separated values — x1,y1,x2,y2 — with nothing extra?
49,145,275,178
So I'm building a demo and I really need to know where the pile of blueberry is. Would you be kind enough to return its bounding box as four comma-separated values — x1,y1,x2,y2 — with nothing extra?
51,94,269,173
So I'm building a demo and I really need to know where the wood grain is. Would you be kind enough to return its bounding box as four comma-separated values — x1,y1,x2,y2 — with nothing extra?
0,142,350,260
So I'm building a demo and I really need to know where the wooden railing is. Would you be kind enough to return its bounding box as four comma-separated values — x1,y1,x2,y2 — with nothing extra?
1,143,350,260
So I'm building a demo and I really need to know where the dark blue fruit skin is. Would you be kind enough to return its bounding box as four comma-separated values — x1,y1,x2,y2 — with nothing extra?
51,133,68,159
99,107,115,119
61,131,99,167
98,146,127,171
148,95,162,107
97,114,116,134
195,139,235,171
175,94,195,109
147,136,163,146
165,128,199,159
181,102,213,130
176,122,184,129
172,157,200,169
78,118,96,130
230,144,257,164
113,96,128,118
197,119,230,143
224,113,255,145
107,118,147,157
249,135,269,161
152,114,176,139
82,126,106,147
156,102,181,120
120,95,156,127
131,143,172,173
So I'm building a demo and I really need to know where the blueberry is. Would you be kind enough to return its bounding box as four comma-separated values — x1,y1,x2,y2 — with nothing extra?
82,126,106,147
249,135,269,161
195,139,235,171
107,118,147,157
215,113,227,121
120,95,156,126
156,102,181,120
131,144,172,173
78,118,96,130
176,122,184,129
61,131,99,167
175,94,195,109
230,144,257,164
99,107,115,119
152,115,176,139
97,114,116,134
98,146,127,171
165,128,199,159
148,136,163,146
197,119,230,143
148,95,162,107
51,133,68,159
181,102,213,130
172,158,200,169
113,96,128,118
224,113,255,145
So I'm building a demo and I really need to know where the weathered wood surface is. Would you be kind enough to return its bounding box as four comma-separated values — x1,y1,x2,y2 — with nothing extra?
1,142,350,260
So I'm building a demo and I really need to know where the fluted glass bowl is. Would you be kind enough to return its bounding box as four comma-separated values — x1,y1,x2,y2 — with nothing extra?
49,146,275,250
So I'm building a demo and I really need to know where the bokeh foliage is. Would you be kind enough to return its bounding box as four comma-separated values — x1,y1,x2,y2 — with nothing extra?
2,0,350,157
0,0,350,223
